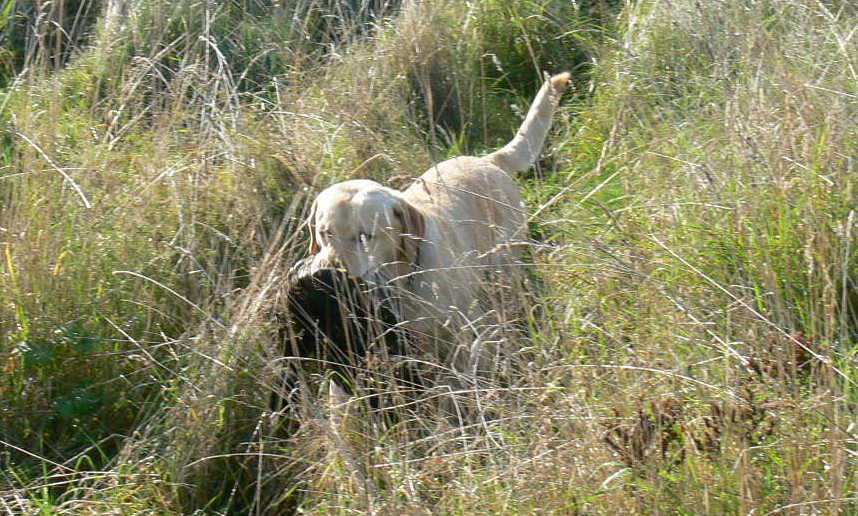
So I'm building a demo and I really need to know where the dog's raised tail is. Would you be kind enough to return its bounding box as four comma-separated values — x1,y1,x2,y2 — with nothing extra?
485,72,570,174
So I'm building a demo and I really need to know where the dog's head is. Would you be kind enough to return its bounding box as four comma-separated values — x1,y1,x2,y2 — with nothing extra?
273,261,417,410
283,264,403,364
306,180,425,283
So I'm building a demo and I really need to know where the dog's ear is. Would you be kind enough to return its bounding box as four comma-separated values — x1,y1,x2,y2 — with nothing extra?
393,199,425,265
306,200,320,254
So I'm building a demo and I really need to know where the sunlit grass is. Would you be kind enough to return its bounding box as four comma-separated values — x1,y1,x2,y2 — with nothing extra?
2,0,857,514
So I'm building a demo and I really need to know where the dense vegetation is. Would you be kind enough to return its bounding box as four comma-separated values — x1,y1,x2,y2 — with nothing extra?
1,0,856,513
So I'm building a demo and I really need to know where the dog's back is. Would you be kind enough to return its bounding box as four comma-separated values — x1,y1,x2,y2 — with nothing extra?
403,72,570,260
398,73,570,338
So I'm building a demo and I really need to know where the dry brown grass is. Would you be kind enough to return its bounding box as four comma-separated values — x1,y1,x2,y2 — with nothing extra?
2,0,857,514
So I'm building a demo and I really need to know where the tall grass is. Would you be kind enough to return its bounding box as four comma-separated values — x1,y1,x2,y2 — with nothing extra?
1,0,857,514
538,0,858,512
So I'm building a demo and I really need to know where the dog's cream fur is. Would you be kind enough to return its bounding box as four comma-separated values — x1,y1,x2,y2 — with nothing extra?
305,73,570,339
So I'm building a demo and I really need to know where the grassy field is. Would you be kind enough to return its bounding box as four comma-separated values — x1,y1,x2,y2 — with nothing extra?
1,0,857,514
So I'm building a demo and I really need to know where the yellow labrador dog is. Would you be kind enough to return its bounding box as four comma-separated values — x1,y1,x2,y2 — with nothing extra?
304,72,570,348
